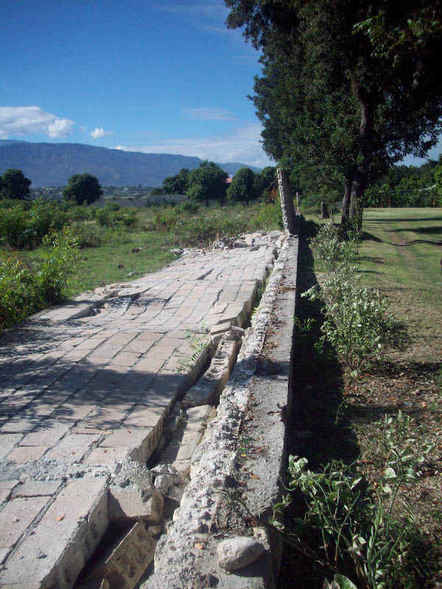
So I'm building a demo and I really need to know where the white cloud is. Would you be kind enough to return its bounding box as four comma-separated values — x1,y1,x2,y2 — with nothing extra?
90,127,113,139
0,106,74,139
114,124,273,168
184,107,236,121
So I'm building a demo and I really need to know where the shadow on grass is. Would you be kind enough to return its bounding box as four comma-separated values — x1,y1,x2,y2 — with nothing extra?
391,225,442,235
357,255,385,263
360,230,383,242
368,216,442,223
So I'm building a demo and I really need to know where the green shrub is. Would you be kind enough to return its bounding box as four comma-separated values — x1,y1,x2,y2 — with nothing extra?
64,203,96,221
303,266,395,375
68,221,104,248
152,208,179,232
0,228,79,331
37,230,78,304
178,200,200,214
0,199,27,211
248,202,282,231
119,210,137,227
28,200,68,243
95,207,114,227
96,205,137,228
0,205,29,248
176,214,248,246
310,222,358,272
304,223,395,376
0,200,68,249
0,258,37,329
273,416,435,589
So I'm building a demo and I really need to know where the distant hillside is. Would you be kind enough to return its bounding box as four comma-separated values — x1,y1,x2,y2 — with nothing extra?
0,140,260,187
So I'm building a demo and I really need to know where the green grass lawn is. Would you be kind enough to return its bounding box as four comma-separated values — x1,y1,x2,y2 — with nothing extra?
359,208,442,302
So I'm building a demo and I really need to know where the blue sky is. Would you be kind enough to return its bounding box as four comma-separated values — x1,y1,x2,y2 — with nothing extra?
1,0,273,167
1,0,440,169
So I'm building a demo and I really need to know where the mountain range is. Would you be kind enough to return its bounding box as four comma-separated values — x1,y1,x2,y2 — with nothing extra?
0,140,260,187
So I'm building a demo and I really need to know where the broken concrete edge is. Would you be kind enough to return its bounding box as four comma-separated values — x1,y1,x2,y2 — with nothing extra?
143,235,299,589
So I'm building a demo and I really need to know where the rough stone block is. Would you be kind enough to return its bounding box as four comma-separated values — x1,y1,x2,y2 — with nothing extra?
6,445,47,464
45,433,100,464
0,480,20,504
0,479,108,589
0,496,49,550
20,422,72,447
123,405,165,429
108,488,164,523
100,427,156,464
0,434,23,459
12,481,61,498
83,447,130,466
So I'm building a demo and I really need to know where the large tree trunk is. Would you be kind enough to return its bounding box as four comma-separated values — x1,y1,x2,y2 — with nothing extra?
349,174,364,232
276,168,297,235
341,178,352,227
347,77,375,233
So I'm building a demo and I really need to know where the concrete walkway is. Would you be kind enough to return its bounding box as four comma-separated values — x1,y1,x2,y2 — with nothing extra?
0,233,280,589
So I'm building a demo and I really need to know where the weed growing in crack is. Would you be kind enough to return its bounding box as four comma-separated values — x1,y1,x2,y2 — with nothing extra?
178,331,209,373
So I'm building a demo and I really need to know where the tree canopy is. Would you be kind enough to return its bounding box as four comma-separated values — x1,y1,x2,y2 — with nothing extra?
225,0,442,226
227,167,256,203
0,169,31,200
187,162,228,206
63,173,103,205
162,168,190,194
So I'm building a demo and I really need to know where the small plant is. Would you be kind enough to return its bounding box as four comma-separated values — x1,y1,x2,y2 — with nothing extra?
248,202,283,231
0,228,78,331
273,413,435,588
152,207,179,232
0,258,37,329
37,228,79,304
310,222,359,272
68,221,104,248
302,267,396,376
178,200,200,214
178,331,209,373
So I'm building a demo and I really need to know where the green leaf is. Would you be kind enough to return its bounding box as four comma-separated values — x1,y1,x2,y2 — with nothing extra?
383,467,397,479
333,574,358,589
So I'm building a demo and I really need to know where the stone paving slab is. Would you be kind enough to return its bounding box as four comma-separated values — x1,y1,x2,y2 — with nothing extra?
0,232,281,588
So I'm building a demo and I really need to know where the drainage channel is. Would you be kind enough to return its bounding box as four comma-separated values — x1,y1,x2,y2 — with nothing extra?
73,272,274,589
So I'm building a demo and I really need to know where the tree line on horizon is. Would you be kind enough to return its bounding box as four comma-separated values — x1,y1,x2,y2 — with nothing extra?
0,169,103,205
154,161,278,206
158,158,442,210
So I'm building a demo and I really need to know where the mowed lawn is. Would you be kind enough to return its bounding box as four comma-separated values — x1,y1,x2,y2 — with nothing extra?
358,208,441,363
360,207,442,302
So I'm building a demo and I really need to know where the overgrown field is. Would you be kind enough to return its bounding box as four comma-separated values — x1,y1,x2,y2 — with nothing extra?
279,208,441,588
0,198,281,331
